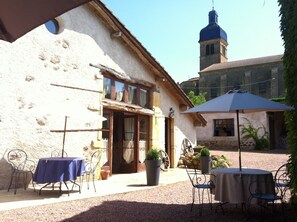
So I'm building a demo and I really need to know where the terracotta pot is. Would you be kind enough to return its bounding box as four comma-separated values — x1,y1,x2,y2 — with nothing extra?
100,166,110,180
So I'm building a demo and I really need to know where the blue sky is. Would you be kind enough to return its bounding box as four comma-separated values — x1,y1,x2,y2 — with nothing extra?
101,0,283,83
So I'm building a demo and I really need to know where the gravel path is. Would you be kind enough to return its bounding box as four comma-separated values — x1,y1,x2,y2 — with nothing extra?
1,150,296,222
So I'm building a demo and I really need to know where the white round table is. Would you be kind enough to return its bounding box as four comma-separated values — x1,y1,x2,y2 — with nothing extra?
211,168,274,204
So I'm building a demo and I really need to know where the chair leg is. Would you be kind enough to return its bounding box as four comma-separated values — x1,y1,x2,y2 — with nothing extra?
190,187,195,211
23,172,28,190
7,172,15,193
92,173,96,192
197,188,204,216
86,174,90,190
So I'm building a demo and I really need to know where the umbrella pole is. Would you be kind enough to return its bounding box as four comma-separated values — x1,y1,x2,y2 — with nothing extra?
236,110,242,171
62,116,68,158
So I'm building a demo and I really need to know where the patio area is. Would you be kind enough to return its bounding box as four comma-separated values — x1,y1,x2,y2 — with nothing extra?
1,150,294,221
0,167,188,211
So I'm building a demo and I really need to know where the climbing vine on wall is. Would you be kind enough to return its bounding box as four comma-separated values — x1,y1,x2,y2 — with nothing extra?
278,0,297,205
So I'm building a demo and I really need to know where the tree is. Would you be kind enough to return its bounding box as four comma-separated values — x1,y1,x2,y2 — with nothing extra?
278,0,297,204
188,91,206,106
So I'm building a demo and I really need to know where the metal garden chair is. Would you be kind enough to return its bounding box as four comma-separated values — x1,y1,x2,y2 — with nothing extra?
273,163,292,202
247,178,284,221
7,149,36,194
83,150,102,192
183,158,215,216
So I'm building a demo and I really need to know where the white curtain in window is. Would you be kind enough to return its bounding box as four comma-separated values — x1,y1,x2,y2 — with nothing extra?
115,91,123,101
123,140,134,164
101,138,109,166
139,89,147,107
123,118,134,163
139,140,146,163
128,86,135,104
103,82,109,98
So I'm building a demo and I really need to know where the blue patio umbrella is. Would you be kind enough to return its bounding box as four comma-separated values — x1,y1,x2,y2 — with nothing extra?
183,90,294,171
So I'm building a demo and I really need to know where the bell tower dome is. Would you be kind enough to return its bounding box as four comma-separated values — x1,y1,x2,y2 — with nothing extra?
199,8,228,70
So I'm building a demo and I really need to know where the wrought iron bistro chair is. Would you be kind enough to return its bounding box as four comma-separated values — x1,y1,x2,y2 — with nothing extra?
183,158,215,216
51,149,68,158
83,150,102,192
247,179,284,220
273,163,292,202
7,149,36,194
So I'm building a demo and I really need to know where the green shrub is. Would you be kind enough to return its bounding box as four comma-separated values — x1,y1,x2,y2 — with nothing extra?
200,147,210,156
146,149,161,160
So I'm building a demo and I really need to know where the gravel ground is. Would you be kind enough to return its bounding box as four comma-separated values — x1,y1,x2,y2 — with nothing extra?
1,150,296,222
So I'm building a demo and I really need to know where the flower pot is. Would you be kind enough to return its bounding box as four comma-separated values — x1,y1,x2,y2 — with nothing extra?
145,159,161,186
200,156,211,174
100,166,110,180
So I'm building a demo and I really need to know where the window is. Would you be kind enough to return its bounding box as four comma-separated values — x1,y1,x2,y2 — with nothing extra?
221,45,226,56
103,77,111,99
115,81,125,102
214,119,234,137
139,88,148,107
103,76,150,108
206,44,215,55
139,117,149,163
210,84,217,98
45,19,59,34
259,82,266,94
210,44,214,54
127,85,137,105
206,45,210,55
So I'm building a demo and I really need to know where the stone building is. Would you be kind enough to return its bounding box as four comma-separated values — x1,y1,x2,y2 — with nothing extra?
184,8,287,151
179,77,200,96
0,2,206,190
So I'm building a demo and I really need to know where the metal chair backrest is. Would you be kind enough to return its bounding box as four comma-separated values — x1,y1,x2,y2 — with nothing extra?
7,149,29,171
183,158,215,187
183,158,200,187
274,163,290,185
274,163,292,199
51,150,68,158
85,150,102,174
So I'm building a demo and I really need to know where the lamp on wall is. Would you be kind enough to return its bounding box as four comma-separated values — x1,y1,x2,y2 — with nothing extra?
155,76,166,82
169,107,175,118
110,30,122,39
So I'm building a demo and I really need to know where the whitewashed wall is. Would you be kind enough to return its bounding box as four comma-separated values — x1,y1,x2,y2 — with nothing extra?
196,112,269,149
0,5,198,188
159,86,198,167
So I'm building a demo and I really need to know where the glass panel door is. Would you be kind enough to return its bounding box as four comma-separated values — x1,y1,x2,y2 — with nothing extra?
123,117,135,164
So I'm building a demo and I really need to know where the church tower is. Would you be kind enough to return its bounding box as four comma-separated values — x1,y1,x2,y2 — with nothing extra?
199,9,228,71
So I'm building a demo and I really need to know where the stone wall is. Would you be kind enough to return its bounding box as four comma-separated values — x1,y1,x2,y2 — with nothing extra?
197,140,255,151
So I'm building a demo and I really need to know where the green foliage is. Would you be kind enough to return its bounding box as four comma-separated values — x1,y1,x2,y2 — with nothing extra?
279,0,297,205
146,149,161,160
211,155,232,169
200,147,210,156
188,91,207,106
240,118,269,150
271,97,286,102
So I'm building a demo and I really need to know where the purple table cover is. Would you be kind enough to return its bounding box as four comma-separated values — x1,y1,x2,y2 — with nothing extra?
33,157,85,184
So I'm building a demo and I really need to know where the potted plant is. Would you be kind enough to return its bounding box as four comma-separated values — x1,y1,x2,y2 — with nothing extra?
145,149,161,186
200,147,211,174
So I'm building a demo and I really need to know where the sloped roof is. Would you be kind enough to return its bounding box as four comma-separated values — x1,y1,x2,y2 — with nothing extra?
200,54,283,73
88,1,206,126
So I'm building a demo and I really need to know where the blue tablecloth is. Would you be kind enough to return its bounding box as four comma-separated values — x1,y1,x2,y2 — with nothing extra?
33,157,85,184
